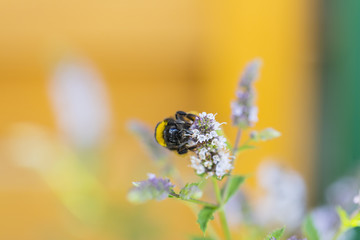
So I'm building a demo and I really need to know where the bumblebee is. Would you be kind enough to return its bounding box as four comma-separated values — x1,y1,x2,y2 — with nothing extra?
155,111,198,154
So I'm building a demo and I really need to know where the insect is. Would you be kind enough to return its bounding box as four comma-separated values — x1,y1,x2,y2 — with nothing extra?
155,111,198,154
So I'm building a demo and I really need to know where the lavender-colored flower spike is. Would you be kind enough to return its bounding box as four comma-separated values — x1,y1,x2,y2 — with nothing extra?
190,112,233,179
287,236,307,240
239,59,262,88
231,59,262,128
128,120,168,161
127,173,174,203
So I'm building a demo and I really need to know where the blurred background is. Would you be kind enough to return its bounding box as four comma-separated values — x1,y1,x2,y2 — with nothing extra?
0,0,359,239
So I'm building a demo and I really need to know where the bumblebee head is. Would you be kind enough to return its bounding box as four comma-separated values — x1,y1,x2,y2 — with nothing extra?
154,120,168,147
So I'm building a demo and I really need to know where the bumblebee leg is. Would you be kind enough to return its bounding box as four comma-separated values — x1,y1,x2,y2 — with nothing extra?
178,128,193,137
167,145,178,151
175,111,187,122
185,113,197,122
188,145,197,151
165,118,176,124
177,147,188,154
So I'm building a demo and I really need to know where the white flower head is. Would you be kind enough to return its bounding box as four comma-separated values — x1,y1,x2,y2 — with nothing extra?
189,112,233,179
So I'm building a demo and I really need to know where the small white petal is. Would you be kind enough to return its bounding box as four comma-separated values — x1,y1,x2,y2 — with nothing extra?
147,173,156,179
210,131,218,138
249,106,258,123
207,113,215,120
213,155,220,164
198,135,206,143
199,112,207,118
205,133,211,140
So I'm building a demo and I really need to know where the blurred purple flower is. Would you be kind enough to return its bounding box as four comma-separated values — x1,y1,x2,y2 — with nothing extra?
254,161,306,232
128,173,174,203
311,205,339,240
224,191,251,227
48,57,111,148
287,236,307,240
231,59,262,128
128,120,168,161
326,176,360,212
239,59,262,89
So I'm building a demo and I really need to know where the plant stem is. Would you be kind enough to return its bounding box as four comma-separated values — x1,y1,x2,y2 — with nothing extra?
221,127,243,205
232,128,242,156
212,177,231,240
183,198,218,208
218,210,231,240
170,193,218,208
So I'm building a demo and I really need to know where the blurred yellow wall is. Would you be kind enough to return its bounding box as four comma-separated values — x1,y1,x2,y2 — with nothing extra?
0,0,316,239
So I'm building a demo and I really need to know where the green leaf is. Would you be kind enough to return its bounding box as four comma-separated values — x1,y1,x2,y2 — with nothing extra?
179,183,202,200
336,206,360,234
350,211,360,227
197,207,217,233
337,207,350,226
302,215,320,240
190,236,214,240
264,226,285,240
251,128,281,142
222,175,246,203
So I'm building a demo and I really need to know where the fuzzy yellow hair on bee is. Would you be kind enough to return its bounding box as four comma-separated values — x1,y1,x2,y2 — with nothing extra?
154,120,168,147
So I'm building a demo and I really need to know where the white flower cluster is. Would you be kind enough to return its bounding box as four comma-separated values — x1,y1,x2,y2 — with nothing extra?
189,112,233,179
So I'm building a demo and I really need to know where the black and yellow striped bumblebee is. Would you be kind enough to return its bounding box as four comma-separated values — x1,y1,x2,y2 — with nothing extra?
155,111,198,154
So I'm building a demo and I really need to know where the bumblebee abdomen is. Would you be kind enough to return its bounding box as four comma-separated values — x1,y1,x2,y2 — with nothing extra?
154,121,168,147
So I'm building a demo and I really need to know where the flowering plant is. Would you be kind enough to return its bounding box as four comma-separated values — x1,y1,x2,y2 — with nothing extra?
127,60,360,240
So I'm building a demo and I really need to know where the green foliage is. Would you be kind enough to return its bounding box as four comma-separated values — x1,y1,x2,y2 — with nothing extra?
251,128,281,141
264,226,285,240
197,207,217,233
190,236,215,240
222,175,246,204
179,183,202,200
338,227,360,240
336,206,360,236
302,215,320,240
